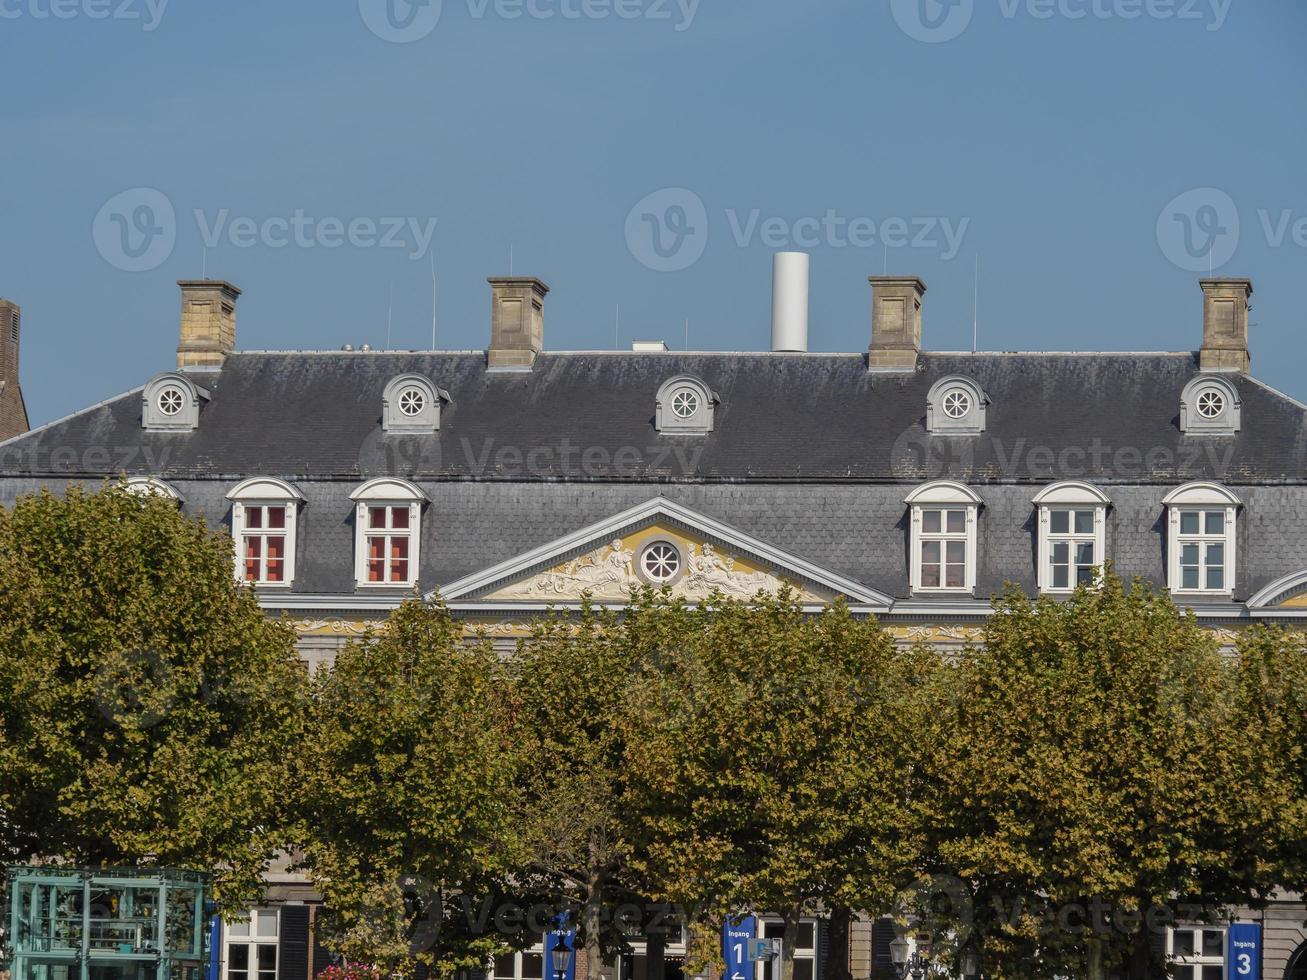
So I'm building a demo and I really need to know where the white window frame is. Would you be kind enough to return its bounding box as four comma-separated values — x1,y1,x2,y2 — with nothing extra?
491,941,545,980
754,918,818,980
350,478,428,589
122,477,184,503
1167,925,1226,980
1032,482,1111,594
222,908,279,980
905,481,982,595
1163,483,1241,597
227,479,304,588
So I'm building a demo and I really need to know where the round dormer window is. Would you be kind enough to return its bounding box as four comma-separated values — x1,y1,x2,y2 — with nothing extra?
398,387,427,417
640,541,683,584
1196,389,1226,419
671,389,700,420
157,386,185,417
942,389,972,420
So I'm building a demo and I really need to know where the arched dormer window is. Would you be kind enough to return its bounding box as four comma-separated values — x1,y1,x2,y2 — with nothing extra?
905,481,983,594
350,478,428,588
227,478,305,587
926,376,988,435
142,373,208,432
1162,482,1241,597
122,477,184,503
655,375,718,434
1032,482,1111,593
383,375,447,434
1180,375,1241,435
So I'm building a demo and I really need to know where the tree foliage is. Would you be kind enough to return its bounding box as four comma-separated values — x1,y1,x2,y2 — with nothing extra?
618,590,931,980
920,573,1301,980
299,599,525,975
0,485,305,905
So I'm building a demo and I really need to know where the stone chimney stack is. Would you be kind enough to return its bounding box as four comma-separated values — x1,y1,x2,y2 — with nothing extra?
868,276,926,372
487,277,549,370
177,280,241,371
1199,278,1253,373
0,298,29,440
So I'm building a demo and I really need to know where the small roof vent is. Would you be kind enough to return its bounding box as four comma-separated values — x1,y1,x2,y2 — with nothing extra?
633,340,669,352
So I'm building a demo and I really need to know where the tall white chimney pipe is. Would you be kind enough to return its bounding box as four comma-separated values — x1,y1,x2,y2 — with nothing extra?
771,252,809,353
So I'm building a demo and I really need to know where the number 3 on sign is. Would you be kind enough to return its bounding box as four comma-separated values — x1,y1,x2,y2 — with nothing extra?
1237,952,1253,976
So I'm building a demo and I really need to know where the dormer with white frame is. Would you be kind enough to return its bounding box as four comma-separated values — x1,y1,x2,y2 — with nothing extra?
350,478,428,588
121,476,184,503
655,375,718,434
1031,482,1111,593
1180,375,1241,435
1162,482,1241,598
905,481,983,594
227,478,304,588
142,372,208,432
926,376,988,435
382,375,447,434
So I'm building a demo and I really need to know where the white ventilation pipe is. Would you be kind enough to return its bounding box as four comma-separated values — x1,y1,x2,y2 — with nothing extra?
771,251,810,352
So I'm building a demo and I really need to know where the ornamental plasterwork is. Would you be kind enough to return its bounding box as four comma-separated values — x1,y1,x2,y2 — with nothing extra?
290,618,378,636
499,538,826,603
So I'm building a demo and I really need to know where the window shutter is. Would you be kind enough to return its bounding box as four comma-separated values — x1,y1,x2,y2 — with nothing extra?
816,918,830,980
870,919,896,979
310,909,337,978
279,907,310,980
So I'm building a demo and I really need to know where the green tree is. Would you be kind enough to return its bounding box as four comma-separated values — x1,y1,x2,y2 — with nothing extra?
508,604,648,977
921,574,1289,980
619,591,930,980
0,485,305,905
299,599,525,976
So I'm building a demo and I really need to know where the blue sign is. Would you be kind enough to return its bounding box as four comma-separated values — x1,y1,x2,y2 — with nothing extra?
1228,923,1261,980
723,916,758,980
544,916,577,980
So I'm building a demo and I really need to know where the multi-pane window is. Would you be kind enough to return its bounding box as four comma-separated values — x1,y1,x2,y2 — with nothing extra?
1165,485,1240,597
1047,509,1097,589
1176,510,1228,592
493,948,544,980
1168,927,1225,980
223,910,278,980
351,480,427,589
365,505,413,584
918,509,969,590
757,920,817,980
906,483,981,595
240,505,288,584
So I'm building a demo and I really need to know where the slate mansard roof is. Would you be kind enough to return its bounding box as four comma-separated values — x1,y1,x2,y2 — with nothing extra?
3,348,1307,605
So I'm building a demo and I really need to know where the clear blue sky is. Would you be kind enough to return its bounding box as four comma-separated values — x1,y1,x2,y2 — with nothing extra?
2,0,1305,425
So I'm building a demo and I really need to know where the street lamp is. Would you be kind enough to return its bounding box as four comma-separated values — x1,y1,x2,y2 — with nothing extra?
551,940,574,980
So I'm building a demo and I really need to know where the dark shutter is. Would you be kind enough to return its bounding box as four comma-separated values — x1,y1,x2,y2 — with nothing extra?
311,908,337,978
815,918,830,980
870,919,896,979
280,906,311,980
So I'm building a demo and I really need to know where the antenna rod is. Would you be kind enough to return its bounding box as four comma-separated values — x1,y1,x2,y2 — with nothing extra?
386,281,394,350
615,305,620,350
430,254,438,350
972,256,979,354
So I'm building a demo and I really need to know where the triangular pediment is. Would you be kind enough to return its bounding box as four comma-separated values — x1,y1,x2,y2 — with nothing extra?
437,498,890,609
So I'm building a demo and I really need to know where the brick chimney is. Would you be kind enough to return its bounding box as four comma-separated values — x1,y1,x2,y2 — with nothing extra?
487,277,549,370
868,276,926,372
177,280,241,370
1199,278,1253,373
0,298,29,440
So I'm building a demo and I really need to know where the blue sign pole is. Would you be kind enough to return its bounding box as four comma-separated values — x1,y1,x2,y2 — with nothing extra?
545,915,577,980
1228,923,1261,980
723,916,758,980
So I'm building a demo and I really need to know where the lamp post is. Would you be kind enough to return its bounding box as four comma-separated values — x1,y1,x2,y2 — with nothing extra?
551,939,574,980
888,935,978,980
